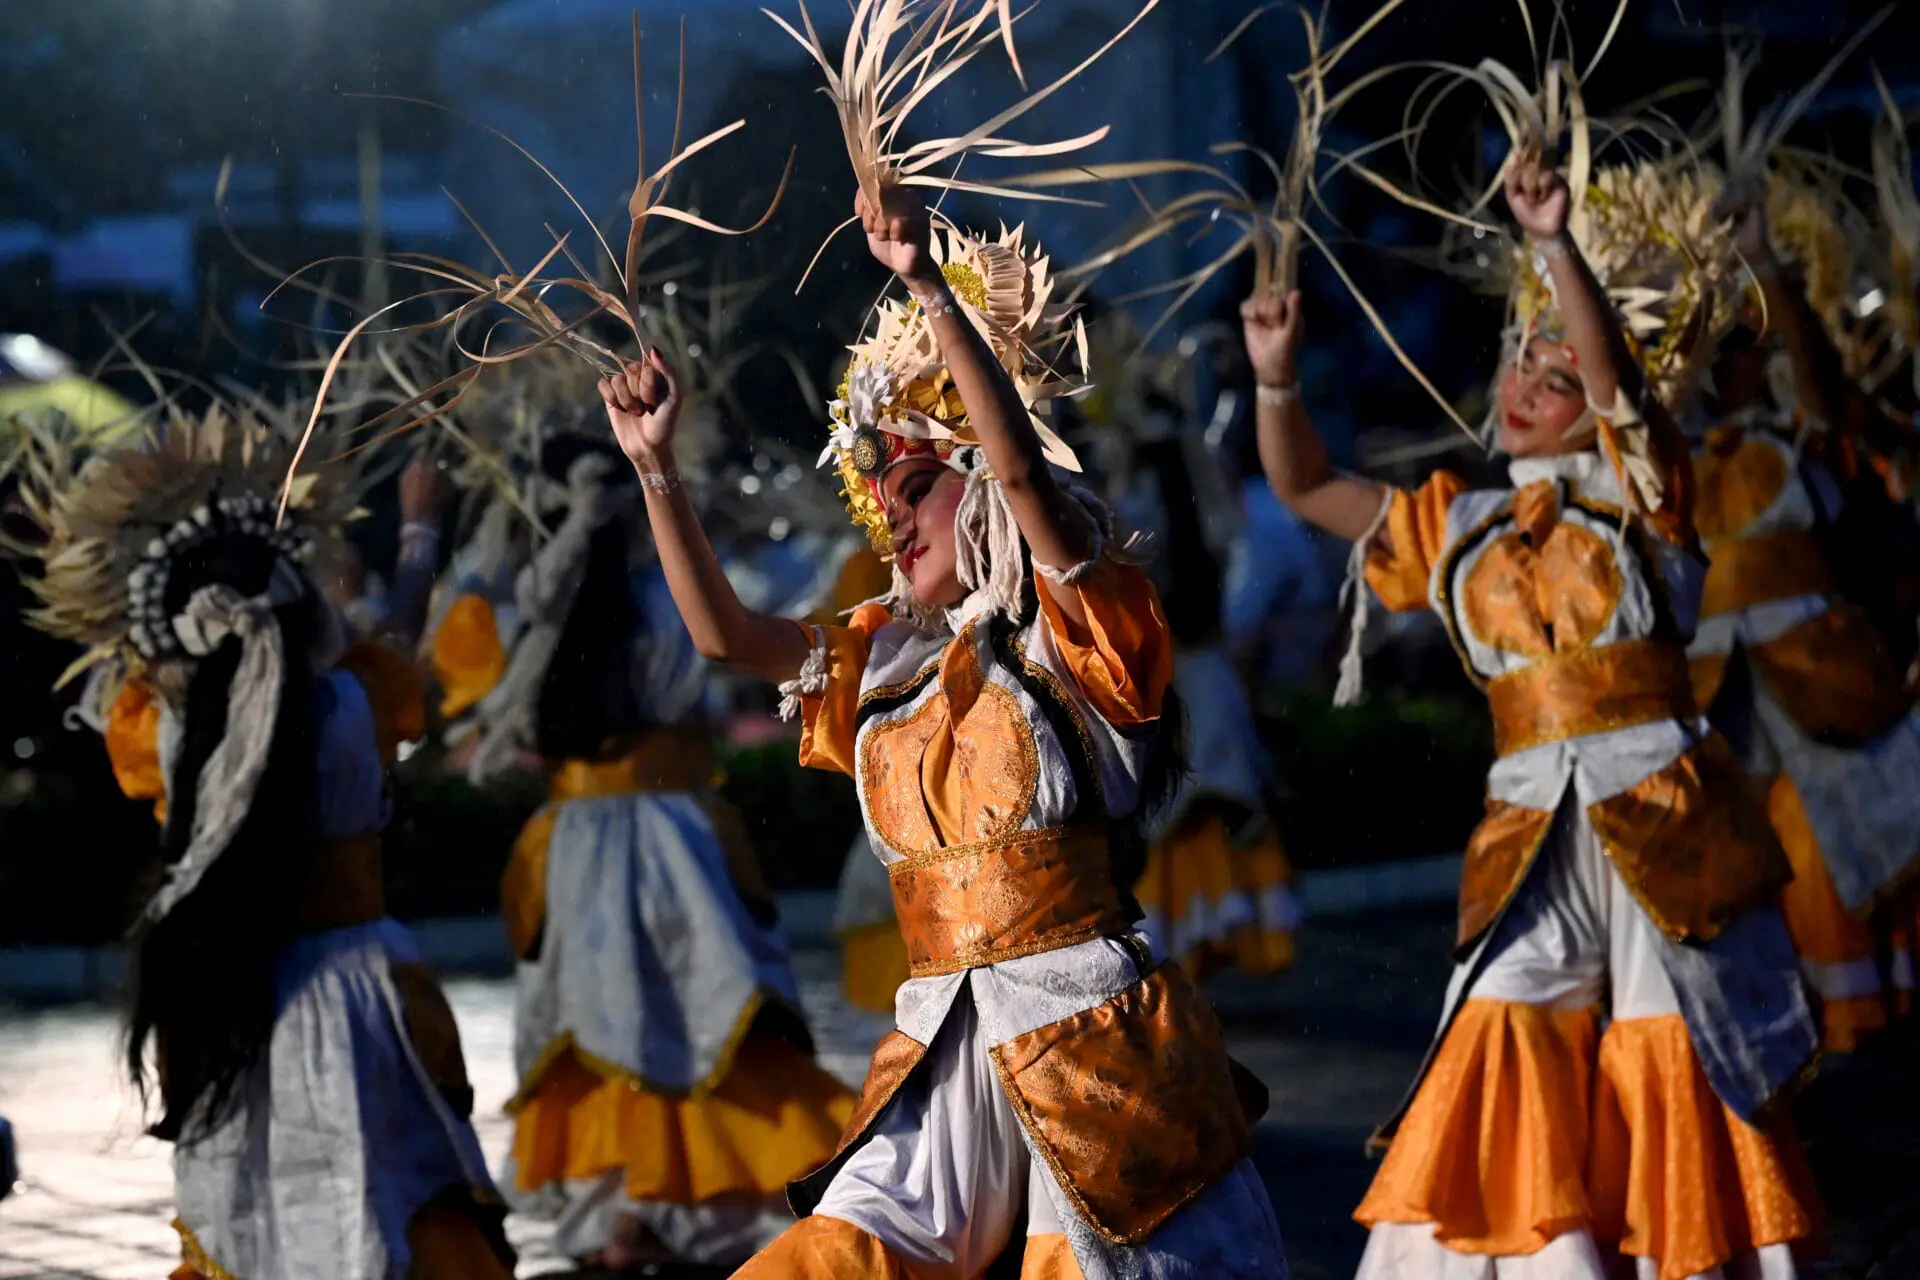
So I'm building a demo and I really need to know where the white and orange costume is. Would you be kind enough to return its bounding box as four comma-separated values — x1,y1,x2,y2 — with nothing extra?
431,460,854,1265
1343,162,1824,1280
734,224,1288,1278
1686,312,1920,1050
1352,447,1822,1280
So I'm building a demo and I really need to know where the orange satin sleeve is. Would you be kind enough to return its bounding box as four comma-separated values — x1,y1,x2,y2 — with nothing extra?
1365,470,1467,612
105,680,168,825
432,593,507,719
1036,559,1173,728
796,603,890,778
336,641,427,767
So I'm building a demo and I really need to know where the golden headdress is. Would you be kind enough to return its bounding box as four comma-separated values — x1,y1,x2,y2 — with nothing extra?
1506,161,1748,412
820,222,1086,552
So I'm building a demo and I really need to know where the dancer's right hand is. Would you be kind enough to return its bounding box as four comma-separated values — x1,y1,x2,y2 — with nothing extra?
601,349,681,465
1241,288,1303,390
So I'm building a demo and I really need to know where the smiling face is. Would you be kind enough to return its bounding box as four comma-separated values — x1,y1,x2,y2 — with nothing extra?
880,456,966,608
1497,336,1592,458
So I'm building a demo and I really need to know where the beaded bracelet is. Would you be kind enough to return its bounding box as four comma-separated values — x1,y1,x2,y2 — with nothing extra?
638,469,681,494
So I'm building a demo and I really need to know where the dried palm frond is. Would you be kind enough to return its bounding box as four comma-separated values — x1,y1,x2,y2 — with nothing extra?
1720,9,1892,187
766,0,1163,289
1870,67,1920,396
276,16,794,522
1010,1,1470,431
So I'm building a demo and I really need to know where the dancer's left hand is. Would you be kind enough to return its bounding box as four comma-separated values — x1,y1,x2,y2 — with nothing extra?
1713,181,1774,264
399,456,451,523
858,185,937,288
1506,154,1571,241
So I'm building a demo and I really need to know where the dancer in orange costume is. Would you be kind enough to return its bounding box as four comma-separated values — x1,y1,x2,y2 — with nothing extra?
1685,182,1920,1052
1247,154,1822,1279
1123,410,1299,981
600,185,1288,1278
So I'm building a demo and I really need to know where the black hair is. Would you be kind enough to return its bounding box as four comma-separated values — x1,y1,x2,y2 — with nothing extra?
532,434,647,762
127,531,324,1144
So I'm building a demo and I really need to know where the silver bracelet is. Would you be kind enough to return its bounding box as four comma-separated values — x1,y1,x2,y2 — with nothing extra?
908,284,958,319
638,469,680,494
1257,382,1299,408
398,521,440,558
1533,234,1572,261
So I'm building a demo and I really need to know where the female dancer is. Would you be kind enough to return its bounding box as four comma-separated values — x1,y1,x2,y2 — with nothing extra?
20,415,512,1279
600,186,1288,1278
428,430,854,1270
1688,186,1920,1051
1246,157,1822,1278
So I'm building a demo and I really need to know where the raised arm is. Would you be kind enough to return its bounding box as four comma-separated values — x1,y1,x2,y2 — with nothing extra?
1242,288,1387,543
1509,157,1693,532
382,457,451,651
601,351,810,686
1722,189,1846,432
857,188,1099,622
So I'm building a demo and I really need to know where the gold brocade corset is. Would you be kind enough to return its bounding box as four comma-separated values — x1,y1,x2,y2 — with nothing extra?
1439,480,1696,754
888,826,1128,978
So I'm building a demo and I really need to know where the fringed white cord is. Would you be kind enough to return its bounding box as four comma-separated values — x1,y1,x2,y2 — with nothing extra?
777,626,830,722
1333,491,1394,709
953,457,1028,626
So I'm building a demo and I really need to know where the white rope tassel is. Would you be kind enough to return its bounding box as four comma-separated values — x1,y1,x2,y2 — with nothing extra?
777,625,830,722
953,459,1028,625
143,559,306,923
1333,491,1395,709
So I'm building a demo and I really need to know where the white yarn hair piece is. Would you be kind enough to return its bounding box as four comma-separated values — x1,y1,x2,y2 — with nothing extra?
777,625,830,723
1333,488,1395,709
141,556,309,924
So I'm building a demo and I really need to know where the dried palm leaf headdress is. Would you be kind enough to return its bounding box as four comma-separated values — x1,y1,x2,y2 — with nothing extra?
8,402,362,921
818,221,1097,625
1345,0,1744,525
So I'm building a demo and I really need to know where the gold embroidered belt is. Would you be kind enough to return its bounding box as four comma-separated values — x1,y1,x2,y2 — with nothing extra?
1701,530,1835,618
889,827,1127,978
1488,640,1696,759
549,728,719,800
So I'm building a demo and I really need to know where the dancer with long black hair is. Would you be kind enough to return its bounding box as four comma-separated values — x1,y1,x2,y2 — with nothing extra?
15,412,512,1279
430,429,854,1271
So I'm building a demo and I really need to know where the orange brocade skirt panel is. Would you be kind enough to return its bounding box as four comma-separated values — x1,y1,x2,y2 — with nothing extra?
510,1027,856,1204
1357,1000,1820,1280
